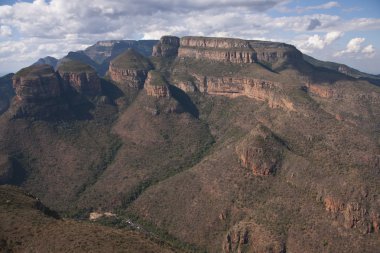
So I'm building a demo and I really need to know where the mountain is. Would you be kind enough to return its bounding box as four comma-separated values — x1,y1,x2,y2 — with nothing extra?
0,35,379,253
303,54,380,86
33,56,59,69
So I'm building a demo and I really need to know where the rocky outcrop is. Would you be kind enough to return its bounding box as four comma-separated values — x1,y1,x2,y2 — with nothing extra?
144,71,171,98
11,65,68,118
192,75,294,111
322,195,379,234
108,49,152,89
236,125,284,176
59,71,101,95
306,83,380,103
12,65,62,102
152,36,180,57
178,36,302,66
223,221,285,253
57,60,101,96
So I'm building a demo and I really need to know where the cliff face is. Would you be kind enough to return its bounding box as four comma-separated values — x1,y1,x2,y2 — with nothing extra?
58,70,101,96
178,36,302,66
144,71,171,98
152,36,180,57
191,75,294,111
12,65,62,102
108,49,152,89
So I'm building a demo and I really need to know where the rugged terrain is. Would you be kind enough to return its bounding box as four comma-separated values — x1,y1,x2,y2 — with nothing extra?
0,35,379,253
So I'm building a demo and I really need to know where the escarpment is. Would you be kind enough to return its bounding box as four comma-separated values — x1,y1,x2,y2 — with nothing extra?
144,71,171,98
152,36,180,57
188,75,294,111
178,36,302,67
13,65,62,102
57,60,101,95
108,49,152,89
11,65,68,118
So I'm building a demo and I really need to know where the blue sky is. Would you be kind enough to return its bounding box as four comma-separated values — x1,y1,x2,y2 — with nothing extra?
0,0,379,75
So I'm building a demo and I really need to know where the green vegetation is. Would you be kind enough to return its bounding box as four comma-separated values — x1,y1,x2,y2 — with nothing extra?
57,59,95,73
148,70,168,86
14,64,53,78
111,48,152,69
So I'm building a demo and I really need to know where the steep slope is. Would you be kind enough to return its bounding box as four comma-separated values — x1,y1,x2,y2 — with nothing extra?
0,74,15,115
0,185,178,253
0,35,379,253
108,49,153,90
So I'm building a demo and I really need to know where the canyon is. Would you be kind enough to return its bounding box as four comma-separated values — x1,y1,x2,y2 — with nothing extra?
0,35,379,253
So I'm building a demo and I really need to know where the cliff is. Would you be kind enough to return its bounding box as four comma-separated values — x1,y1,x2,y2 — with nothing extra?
178,36,302,67
190,75,294,111
152,36,180,57
108,49,152,89
13,65,62,102
57,60,101,96
144,71,171,98
0,73,15,114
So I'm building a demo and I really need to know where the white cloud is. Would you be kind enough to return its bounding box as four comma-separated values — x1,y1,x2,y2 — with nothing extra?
278,1,340,13
361,44,375,58
334,38,375,59
294,31,343,53
334,37,365,57
0,25,12,37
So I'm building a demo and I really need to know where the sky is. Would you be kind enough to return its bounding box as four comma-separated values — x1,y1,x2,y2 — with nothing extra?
0,0,379,75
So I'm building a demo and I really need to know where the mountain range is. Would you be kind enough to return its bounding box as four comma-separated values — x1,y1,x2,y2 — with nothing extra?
0,35,379,253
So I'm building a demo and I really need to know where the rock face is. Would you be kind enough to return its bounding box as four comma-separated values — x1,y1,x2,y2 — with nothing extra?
223,221,285,253
12,65,62,102
322,195,380,234
236,125,284,176
144,71,171,98
11,64,69,118
178,36,302,67
57,60,101,95
193,75,294,111
152,36,180,57
0,73,15,114
108,49,152,89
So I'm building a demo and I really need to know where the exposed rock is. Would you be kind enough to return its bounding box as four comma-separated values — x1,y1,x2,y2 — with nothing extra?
178,36,302,67
223,221,285,253
144,71,171,98
306,83,380,103
152,36,180,57
57,60,101,95
11,65,68,118
323,195,380,233
12,65,62,102
193,75,294,111
236,125,284,176
108,49,152,89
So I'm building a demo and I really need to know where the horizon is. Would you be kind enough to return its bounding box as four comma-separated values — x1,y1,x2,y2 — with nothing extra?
0,0,380,75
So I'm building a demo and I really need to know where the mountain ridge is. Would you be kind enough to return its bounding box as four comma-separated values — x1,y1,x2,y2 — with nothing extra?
0,35,379,253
